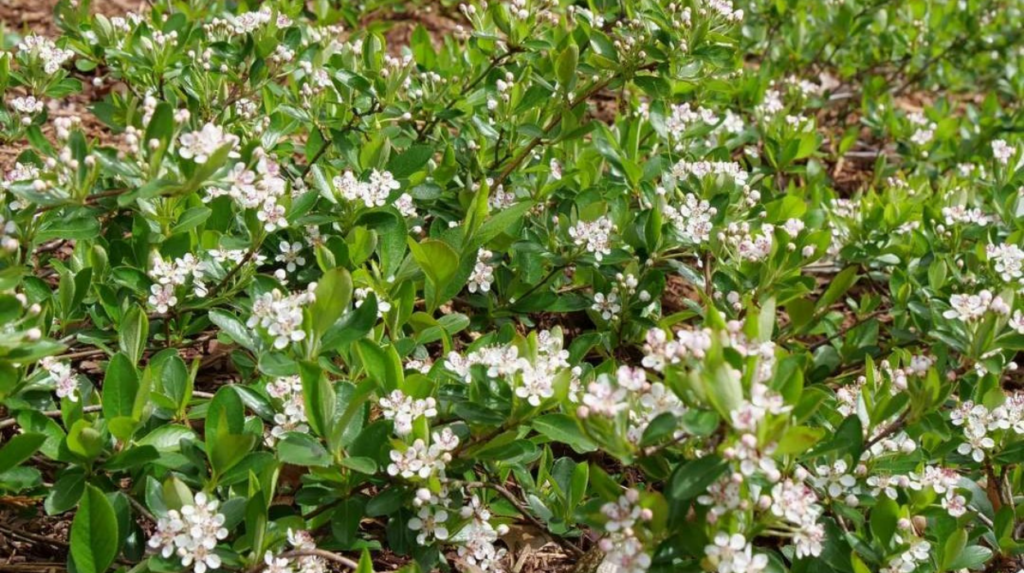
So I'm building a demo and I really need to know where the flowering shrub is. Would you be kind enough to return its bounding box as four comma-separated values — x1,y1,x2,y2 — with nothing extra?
0,0,1022,572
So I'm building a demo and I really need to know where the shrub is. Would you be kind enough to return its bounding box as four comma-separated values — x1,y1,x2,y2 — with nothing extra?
0,0,1022,572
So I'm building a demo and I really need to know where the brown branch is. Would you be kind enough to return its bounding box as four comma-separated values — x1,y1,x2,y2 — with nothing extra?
256,550,358,571
0,405,103,430
464,481,584,557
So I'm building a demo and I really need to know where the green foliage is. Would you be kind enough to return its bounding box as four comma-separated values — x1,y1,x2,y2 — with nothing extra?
0,0,1021,572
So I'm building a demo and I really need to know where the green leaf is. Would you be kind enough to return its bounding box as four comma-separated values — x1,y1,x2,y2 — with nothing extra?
209,433,257,476
668,455,728,501
119,305,148,366
70,485,119,573
386,145,433,179
170,206,212,235
556,43,579,92
45,468,86,514
816,266,858,311
407,238,459,310
300,361,336,438
531,414,597,453
947,546,992,570
277,432,331,467
356,548,374,573
0,432,47,469
311,267,353,336
338,456,377,474
209,309,259,350
103,353,139,422
870,497,899,549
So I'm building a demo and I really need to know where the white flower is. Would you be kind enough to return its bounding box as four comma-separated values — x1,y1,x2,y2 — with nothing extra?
148,283,178,314
17,35,74,74
569,217,615,261
408,506,449,545
468,249,494,293
332,169,400,208
178,123,239,164
704,533,767,573
592,291,621,320
664,194,716,244
10,96,44,116
992,139,1014,165
148,492,229,573
987,243,1024,283
943,291,993,322
379,390,437,436
275,242,306,272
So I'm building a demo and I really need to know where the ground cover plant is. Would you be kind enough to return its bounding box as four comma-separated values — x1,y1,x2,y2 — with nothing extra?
0,0,1022,571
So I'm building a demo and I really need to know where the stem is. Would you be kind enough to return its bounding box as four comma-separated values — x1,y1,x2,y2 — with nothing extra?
463,481,584,556
0,404,103,430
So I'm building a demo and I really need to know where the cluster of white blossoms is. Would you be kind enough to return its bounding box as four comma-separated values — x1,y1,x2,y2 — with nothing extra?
261,530,327,573
907,112,936,146
671,159,749,187
992,139,1015,165
664,102,718,142
662,192,717,244
880,539,931,573
178,122,240,164
641,326,713,371
39,357,78,402
0,215,17,251
386,427,459,480
147,493,229,573
9,96,44,124
379,389,438,436
246,286,317,349
704,533,766,573
17,35,74,74
264,376,309,445
941,204,990,227
569,217,616,262
706,0,744,22
943,289,1009,322
452,492,509,571
468,249,495,293
986,242,1024,284
208,151,290,232
769,478,825,558
149,254,209,312
444,330,574,406
722,222,774,262
952,395,1024,462
332,169,401,208
579,366,687,445
598,489,653,573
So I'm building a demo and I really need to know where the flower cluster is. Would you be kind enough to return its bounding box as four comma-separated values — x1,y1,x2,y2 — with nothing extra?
379,390,438,436
147,493,229,573
265,376,309,445
332,170,401,208
246,286,317,349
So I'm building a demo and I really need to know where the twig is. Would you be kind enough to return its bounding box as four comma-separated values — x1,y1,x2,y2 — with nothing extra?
416,47,523,141
202,242,262,301
492,63,657,187
865,411,908,449
0,405,103,430
36,188,129,213
127,494,156,523
806,309,888,351
0,523,68,548
256,550,358,571
464,481,584,557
